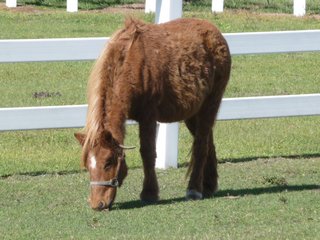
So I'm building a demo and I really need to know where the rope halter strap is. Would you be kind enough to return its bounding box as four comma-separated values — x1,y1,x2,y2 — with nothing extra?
90,178,119,188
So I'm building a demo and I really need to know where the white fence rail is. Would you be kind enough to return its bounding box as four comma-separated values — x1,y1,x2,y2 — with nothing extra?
1,94,320,132
1,30,320,63
1,30,320,168
0,38,109,63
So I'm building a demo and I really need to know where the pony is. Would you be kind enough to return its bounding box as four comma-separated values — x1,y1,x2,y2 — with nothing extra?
75,18,231,211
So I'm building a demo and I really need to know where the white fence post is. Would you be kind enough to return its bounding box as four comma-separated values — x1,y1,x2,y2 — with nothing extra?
155,0,183,24
154,0,182,169
145,0,156,13
67,0,78,12
6,0,17,8
212,0,224,13
155,123,180,169
293,0,306,16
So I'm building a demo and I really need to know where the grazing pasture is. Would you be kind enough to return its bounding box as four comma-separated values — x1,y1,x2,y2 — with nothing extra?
0,1,319,239
1,158,319,239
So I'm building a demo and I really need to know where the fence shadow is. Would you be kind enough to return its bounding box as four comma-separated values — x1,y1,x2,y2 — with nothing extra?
214,184,319,197
179,153,320,167
114,184,319,211
0,169,85,179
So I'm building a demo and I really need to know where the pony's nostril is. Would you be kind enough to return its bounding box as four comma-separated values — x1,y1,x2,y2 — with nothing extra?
98,201,105,210
92,201,106,211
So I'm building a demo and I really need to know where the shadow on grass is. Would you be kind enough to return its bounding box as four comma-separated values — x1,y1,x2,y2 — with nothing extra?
179,153,320,167
215,184,319,197
0,169,85,179
220,153,320,164
2,153,319,178
114,184,319,211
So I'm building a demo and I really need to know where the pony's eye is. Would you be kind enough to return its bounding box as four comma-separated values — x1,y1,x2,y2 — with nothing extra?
104,157,115,170
104,161,113,170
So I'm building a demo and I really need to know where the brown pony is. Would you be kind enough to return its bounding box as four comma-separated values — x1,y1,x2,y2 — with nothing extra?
75,18,231,211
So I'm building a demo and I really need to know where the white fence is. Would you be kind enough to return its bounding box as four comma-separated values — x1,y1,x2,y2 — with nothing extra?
1,30,320,168
1,94,319,131
5,0,314,16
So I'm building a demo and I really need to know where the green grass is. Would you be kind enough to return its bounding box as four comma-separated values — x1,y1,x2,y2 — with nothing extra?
0,10,150,39
1,158,319,239
0,3,320,239
1,116,319,177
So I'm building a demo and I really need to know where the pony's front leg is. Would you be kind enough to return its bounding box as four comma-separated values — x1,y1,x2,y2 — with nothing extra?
139,120,159,203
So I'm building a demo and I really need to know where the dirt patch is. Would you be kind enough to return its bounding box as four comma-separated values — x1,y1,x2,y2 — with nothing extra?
227,9,320,20
33,91,62,99
0,2,145,14
258,11,320,19
0,3,46,13
87,3,145,14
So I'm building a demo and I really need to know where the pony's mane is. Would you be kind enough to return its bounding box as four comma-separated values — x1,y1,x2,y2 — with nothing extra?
82,18,147,160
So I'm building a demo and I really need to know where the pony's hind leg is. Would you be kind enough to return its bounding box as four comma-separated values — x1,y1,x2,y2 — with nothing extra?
185,117,210,200
202,130,218,198
185,119,219,199
139,120,159,203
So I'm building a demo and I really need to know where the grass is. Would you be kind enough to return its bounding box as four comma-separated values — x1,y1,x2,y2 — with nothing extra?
1,116,319,177
0,2,320,239
1,158,319,239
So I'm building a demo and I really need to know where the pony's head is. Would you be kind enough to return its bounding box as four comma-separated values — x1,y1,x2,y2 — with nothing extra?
74,131,129,211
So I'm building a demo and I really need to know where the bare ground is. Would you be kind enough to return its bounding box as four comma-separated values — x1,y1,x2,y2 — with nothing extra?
0,2,145,14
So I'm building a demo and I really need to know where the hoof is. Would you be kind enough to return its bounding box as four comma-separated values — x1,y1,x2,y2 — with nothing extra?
186,189,203,200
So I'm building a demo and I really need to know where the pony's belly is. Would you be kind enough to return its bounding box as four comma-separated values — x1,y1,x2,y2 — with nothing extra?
154,81,210,122
156,101,202,122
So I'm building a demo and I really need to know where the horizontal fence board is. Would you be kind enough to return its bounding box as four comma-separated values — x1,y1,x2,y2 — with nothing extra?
224,30,320,55
0,105,87,131
0,38,109,63
218,94,320,120
1,94,319,131
1,30,320,63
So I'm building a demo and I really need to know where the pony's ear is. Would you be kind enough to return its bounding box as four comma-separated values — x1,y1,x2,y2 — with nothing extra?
74,132,86,146
103,130,114,143
103,130,136,150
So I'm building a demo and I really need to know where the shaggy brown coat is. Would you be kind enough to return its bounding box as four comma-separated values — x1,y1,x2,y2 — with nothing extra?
76,18,231,210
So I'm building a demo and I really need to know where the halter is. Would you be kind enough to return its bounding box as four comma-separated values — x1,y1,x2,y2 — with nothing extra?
89,151,124,188
90,178,119,187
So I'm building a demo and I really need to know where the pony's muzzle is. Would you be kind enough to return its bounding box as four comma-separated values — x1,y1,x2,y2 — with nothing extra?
89,185,117,211
91,201,111,211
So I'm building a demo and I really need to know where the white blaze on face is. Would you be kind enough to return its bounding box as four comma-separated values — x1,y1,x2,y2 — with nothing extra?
89,155,97,170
